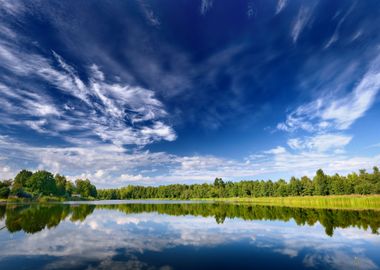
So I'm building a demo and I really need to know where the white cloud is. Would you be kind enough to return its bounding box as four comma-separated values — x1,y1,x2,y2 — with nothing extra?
0,0,24,16
287,134,352,153
276,0,287,15
0,35,175,146
278,56,380,132
287,138,302,150
256,146,380,178
0,135,175,186
201,0,213,15
321,66,380,129
1,133,380,187
303,251,378,270
138,0,160,26
265,146,287,155
275,48,380,176
24,119,48,133
324,3,355,49
291,6,314,43
0,164,13,179
141,122,177,142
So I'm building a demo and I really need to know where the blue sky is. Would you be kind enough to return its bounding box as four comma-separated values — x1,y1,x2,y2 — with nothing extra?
0,0,380,187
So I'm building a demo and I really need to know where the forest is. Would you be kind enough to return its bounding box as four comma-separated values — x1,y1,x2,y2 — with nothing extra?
1,167,380,201
97,167,380,200
0,170,97,200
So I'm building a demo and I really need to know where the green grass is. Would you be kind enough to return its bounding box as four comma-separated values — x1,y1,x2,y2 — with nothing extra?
0,197,32,204
193,195,380,210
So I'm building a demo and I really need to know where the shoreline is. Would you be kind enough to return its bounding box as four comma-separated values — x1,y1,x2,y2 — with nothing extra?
2,195,380,210
191,195,380,210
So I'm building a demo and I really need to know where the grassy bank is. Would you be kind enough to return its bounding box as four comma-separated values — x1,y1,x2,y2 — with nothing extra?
196,195,380,210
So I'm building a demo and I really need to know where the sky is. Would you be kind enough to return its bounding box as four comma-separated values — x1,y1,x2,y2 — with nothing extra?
0,0,380,188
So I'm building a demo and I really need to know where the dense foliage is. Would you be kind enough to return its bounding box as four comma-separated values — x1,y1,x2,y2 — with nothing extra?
97,167,380,200
0,169,97,200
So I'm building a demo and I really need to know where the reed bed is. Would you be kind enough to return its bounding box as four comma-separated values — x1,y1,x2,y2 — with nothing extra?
197,195,380,210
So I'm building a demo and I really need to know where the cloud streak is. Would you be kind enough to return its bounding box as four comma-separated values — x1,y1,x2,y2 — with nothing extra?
291,6,314,43
200,0,213,15
278,55,380,132
276,0,287,15
0,31,175,147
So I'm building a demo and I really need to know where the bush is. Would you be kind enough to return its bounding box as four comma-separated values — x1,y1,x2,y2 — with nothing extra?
0,186,10,198
354,183,373,195
26,171,57,196
10,187,32,198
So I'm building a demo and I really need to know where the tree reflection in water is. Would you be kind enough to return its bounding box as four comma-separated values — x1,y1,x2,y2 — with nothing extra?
0,202,379,236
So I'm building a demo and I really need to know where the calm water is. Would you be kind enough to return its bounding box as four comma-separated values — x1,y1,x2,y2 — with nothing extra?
0,201,380,270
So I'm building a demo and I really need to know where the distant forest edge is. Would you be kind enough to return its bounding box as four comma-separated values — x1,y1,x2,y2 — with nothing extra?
1,167,380,202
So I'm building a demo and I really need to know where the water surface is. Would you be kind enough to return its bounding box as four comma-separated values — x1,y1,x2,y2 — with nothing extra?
0,201,379,270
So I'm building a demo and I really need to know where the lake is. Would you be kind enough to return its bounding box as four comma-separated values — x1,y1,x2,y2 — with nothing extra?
0,201,380,270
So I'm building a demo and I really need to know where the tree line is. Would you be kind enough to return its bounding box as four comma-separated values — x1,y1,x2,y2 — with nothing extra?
0,170,97,200
1,166,379,200
97,167,380,200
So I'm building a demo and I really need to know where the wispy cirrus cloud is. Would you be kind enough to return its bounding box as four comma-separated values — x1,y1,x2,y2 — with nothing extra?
0,26,175,146
291,6,314,43
275,51,380,171
0,0,24,16
278,55,380,133
138,0,160,26
324,3,356,49
287,134,352,153
200,0,214,15
276,0,287,15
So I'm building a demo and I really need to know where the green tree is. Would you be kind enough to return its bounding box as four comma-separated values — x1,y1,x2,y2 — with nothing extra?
330,174,344,195
14,170,33,187
354,183,372,195
275,179,289,197
300,176,313,196
26,171,57,196
371,166,380,185
214,178,225,188
75,179,97,198
0,180,11,198
289,177,302,196
314,169,328,195
54,174,67,196
65,181,76,196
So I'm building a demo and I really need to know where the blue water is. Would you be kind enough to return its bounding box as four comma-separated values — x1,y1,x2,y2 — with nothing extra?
0,202,379,270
